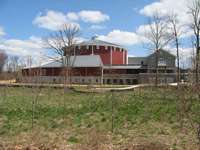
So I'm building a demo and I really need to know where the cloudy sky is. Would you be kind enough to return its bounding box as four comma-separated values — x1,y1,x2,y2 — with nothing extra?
0,0,195,66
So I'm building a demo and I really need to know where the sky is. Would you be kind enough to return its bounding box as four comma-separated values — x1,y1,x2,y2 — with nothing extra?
0,0,196,67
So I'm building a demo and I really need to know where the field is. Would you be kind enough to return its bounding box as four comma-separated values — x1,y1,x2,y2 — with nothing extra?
0,86,200,149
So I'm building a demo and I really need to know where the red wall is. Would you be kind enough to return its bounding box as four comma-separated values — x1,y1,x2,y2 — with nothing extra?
124,51,127,64
75,45,127,65
112,50,123,65
22,67,101,77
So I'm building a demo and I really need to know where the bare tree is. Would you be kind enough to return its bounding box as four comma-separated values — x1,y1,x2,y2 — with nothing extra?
188,0,200,84
45,24,80,86
6,55,20,73
0,50,7,73
145,13,172,86
168,14,182,84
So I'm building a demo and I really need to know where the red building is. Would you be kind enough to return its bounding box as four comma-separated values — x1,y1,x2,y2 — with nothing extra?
22,38,176,85
74,38,127,65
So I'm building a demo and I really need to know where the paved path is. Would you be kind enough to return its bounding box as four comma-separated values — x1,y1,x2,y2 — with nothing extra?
94,83,182,92
94,84,146,92
0,82,182,93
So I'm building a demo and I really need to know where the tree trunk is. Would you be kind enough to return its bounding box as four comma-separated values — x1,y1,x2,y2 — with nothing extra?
175,36,180,84
155,50,159,86
196,34,199,84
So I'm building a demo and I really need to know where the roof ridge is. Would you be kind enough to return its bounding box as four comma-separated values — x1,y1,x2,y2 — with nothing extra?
77,39,126,49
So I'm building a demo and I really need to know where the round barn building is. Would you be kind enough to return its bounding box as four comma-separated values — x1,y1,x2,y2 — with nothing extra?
75,37,127,65
22,37,176,85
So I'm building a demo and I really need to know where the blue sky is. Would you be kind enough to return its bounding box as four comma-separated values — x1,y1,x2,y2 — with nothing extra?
0,0,195,66
0,0,152,36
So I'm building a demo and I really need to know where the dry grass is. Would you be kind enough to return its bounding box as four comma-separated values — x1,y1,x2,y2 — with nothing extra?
0,86,199,149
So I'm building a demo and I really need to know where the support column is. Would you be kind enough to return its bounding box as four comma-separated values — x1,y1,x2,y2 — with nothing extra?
110,48,112,65
74,46,76,56
101,67,104,85
122,49,124,64
125,51,127,64
92,45,94,55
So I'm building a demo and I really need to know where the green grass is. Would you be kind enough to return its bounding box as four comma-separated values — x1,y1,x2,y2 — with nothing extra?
0,86,199,149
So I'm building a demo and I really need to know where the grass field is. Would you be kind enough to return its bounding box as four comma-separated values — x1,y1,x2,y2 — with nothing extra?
0,86,200,149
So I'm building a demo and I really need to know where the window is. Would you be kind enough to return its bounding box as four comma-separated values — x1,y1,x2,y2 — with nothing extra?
126,79,131,85
113,79,117,84
86,45,89,49
120,79,123,84
107,79,111,84
158,58,167,66
132,79,138,84
96,45,99,49
103,79,105,84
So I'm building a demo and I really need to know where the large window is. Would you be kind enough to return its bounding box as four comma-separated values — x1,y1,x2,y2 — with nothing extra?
158,58,167,66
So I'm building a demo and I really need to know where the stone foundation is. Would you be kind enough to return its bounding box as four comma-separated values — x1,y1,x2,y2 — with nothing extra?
20,73,177,85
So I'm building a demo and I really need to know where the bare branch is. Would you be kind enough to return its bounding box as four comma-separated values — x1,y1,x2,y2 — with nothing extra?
44,23,80,86
188,0,200,84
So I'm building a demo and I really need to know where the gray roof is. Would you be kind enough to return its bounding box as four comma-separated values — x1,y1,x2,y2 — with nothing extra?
128,57,147,65
27,55,103,69
147,49,176,58
71,55,103,67
77,39,126,50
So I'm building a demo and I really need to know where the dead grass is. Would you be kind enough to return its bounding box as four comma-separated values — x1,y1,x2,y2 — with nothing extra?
0,86,199,149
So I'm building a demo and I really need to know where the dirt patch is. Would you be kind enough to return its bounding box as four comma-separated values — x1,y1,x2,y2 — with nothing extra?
119,142,169,150
1,142,169,150
0,80,16,84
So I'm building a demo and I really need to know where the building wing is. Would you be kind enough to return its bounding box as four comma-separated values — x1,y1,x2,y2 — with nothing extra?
128,57,147,65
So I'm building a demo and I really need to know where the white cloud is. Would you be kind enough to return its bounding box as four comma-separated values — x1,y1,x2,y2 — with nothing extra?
33,10,67,30
168,46,192,57
66,12,79,21
0,35,86,56
0,36,45,57
139,0,197,40
78,10,109,23
136,24,149,35
0,36,51,66
33,10,80,31
66,10,110,23
128,54,136,57
33,10,109,31
75,37,88,43
98,30,141,46
140,0,192,27
0,26,6,36
168,46,194,68
136,23,171,43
